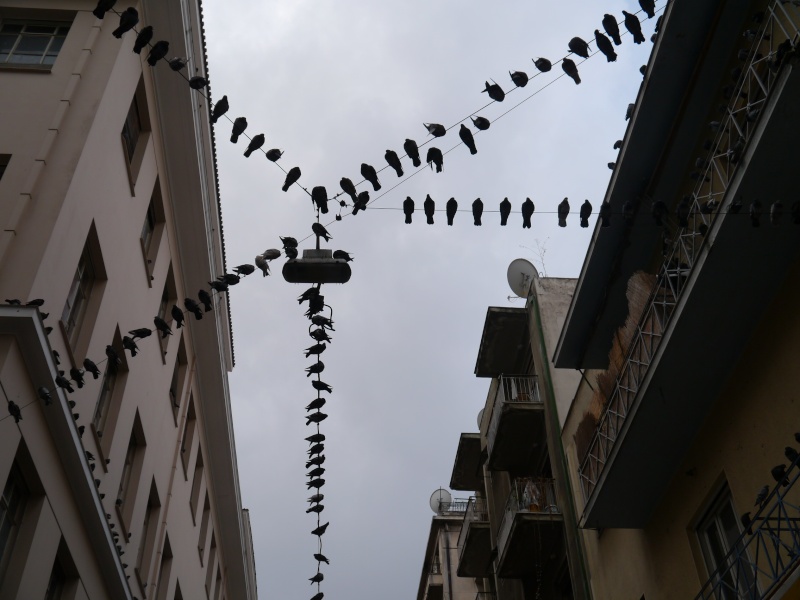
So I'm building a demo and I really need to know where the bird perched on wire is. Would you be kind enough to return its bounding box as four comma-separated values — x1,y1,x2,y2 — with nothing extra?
282,166,301,192
770,201,783,226
146,41,169,66
403,139,422,167
568,36,590,58
595,30,617,62
306,433,326,445
168,57,187,71
308,445,324,458
106,345,122,373
521,198,534,229
311,315,334,330
499,198,511,226
311,522,329,536
255,255,270,277
360,163,381,191
188,76,207,90
306,398,326,411
311,186,329,214
598,201,611,228
424,123,446,137
281,236,298,250
562,59,581,84
533,57,552,72
311,592,323,600
754,484,769,507
309,573,323,585
483,81,505,102
56,371,74,393
306,466,325,477
786,446,799,465
305,362,325,377
184,298,203,320
308,493,324,503
424,195,435,225
38,387,52,405
602,14,622,45
459,124,477,155
312,222,332,242
772,464,790,487
233,263,256,276
305,343,327,358
7,400,22,423
446,198,458,226
93,0,116,19
403,197,414,224
83,358,101,379
339,178,358,204
333,250,353,262
472,198,483,226
558,198,570,227
510,70,528,87
426,147,443,173
312,380,333,393
385,150,403,177
309,328,331,343
352,191,369,215
210,96,228,124
306,504,324,514
230,117,247,143
129,328,152,340
307,478,325,490
471,116,490,131
112,7,138,37
639,0,656,19
198,290,213,312
122,336,139,357
208,280,228,293
314,554,330,565
623,11,646,44
580,200,593,228
244,134,265,158
265,148,283,162
306,413,327,426
298,286,320,305
132,25,153,54
307,455,325,467
154,316,172,338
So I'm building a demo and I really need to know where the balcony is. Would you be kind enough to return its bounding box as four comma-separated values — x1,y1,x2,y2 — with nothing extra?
457,497,492,578
487,376,545,472
451,433,483,492
424,554,443,600
496,478,563,578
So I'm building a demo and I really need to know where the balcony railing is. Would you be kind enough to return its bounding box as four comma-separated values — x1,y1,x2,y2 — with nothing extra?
496,478,560,555
436,499,469,515
695,463,800,599
578,0,800,502
487,375,541,456
457,496,489,557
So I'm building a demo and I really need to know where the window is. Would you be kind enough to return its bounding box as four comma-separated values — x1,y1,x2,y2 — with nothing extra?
155,535,173,600
61,242,94,346
205,534,216,598
43,554,65,600
0,463,28,585
122,94,142,164
136,481,161,592
117,413,146,531
92,328,128,456
157,267,177,357
121,78,150,188
141,201,156,255
180,399,197,475
198,495,210,562
189,450,204,523
140,179,166,283
0,154,9,181
214,567,223,600
0,21,70,67
169,338,188,422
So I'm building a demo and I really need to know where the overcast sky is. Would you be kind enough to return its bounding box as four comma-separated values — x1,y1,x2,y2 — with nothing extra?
201,1,659,598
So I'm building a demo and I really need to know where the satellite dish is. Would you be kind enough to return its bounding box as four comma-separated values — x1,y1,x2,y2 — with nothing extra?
507,258,538,298
429,488,452,513
477,408,484,429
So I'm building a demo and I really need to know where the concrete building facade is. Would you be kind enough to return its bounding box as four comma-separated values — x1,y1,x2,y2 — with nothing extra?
0,1,257,598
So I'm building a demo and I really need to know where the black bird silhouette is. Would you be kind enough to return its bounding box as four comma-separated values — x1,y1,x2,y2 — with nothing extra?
602,14,622,45
306,398,326,411
352,191,369,216
580,200,593,228
309,573,323,585
309,328,331,343
483,81,505,102
305,296,325,317
333,250,353,262
306,504,324,514
122,336,138,357
106,345,122,373
198,290,213,312
308,445,324,457
771,464,789,487
499,198,511,226
312,380,333,393
521,198,534,228
652,200,668,226
339,177,358,204
510,70,528,87
385,150,403,177
169,57,187,71
218,273,241,285
4,299,20,305
83,358,101,379
614,140,623,150
426,147,443,173
184,298,203,320
262,149,281,163
562,59,581,84
558,198,570,227
306,413,327,427
307,466,325,478
599,201,611,227
210,95,229,123
639,0,656,19
112,7,138,37
281,236,298,249
146,41,169,66
750,200,762,227
171,305,185,329
307,478,325,490
623,11,646,44
209,280,228,293
132,26,153,54
233,264,256,276
311,593,324,600
446,198,457,226
471,116,490,130
298,287,320,305
360,163,381,191
129,328,152,340
459,124,477,155
677,197,691,228
282,166,301,192
306,433,325,443
311,315,334,330
424,123,446,137
244,134,265,158
305,343,326,358
312,186,329,214
305,362,325,377
307,455,325,467
786,446,799,464
533,57,552,72
424,195,435,225
311,522,329,536
568,37,590,58
754,485,769,507
314,554,330,565
472,198,483,226
595,30,617,62
404,139,422,167
230,117,248,143
53,350,60,365
741,512,753,536
38,387,52,405
308,493,324,503
56,372,74,393
154,316,172,338
93,0,116,19
312,222,332,242
7,400,22,423
188,76,208,90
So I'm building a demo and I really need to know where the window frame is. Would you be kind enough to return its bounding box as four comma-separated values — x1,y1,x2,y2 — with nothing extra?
0,19,71,70
121,78,151,192
0,463,28,586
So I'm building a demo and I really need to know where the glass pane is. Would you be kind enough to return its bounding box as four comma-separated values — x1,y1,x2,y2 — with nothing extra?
8,53,42,65
56,27,70,35
0,24,23,34
0,34,17,53
15,35,48,55
46,36,64,56
24,25,56,34
42,55,56,66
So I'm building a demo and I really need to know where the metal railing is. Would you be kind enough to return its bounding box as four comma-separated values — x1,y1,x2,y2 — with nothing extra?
578,0,800,502
496,478,560,556
487,375,541,457
695,464,800,599
437,499,469,515
457,496,489,557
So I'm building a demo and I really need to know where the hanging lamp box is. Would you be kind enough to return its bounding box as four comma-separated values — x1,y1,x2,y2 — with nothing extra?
282,249,352,284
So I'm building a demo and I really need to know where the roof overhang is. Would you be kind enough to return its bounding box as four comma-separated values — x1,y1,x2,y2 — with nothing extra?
474,307,530,377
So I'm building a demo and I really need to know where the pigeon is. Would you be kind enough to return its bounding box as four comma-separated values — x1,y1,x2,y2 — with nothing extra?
312,222,332,242
309,328,331,343
309,573,323,585
311,380,333,393
424,123,446,137
93,0,118,19
112,7,139,38
599,201,611,228
218,273,241,286
472,198,483,226
210,96,229,124
640,65,647,77
188,76,207,90
306,398,326,411
154,316,172,338
499,198,511,226
298,287,320,305
281,236,298,249
244,134,265,158
623,11,646,44
385,150,403,177
83,358,101,379
602,14,622,46
568,37,590,58
311,186,329,214
168,57,188,71
305,362,325,377
306,433,325,444
533,57,552,72
614,140,623,150
402,197,415,224
230,117,248,143
305,296,325,317
306,413,327,426
339,178,358,203
558,198,570,227
146,41,169,66
562,59,581,84
580,200,593,227
483,81,505,102
52,350,60,365
740,512,753,536
446,198,458,226
314,554,330,564
639,0,656,19
307,478,325,490
305,343,327,358
754,485,769,507
786,446,799,464
333,250,353,262
56,372,74,393
521,198,534,229
184,298,203,320
308,493,324,503
198,290,213,312
307,455,325,467
676,197,691,227
4,299,20,305
426,147,443,173
255,255,270,277
459,124,477,155
771,464,789,487
403,139,422,167
595,30,617,62
209,280,228,293
38,387,52,405
282,167,301,192
132,26,153,54
307,466,325,477
424,195,435,225
750,200,762,227
510,70,528,87
306,504,324,514
471,116,490,130
770,201,783,226
311,593,324,600
106,345,122,372
652,200,668,226
626,103,635,121
308,444,325,457
311,315,334,330
311,522,329,536
122,336,138,357
360,163,381,191
351,191,368,216
7,400,22,423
